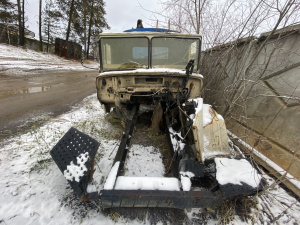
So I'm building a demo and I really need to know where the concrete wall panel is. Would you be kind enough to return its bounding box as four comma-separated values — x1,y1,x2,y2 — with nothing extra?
201,24,300,182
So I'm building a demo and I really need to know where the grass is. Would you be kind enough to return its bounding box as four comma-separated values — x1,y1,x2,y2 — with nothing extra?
216,197,259,224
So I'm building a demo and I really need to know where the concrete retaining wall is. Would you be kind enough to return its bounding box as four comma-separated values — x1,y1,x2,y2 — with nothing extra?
200,24,300,191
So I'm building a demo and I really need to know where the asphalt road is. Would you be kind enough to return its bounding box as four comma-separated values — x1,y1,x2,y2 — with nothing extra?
0,70,99,138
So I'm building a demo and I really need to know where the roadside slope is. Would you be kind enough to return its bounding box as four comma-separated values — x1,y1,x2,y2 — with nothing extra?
0,43,98,76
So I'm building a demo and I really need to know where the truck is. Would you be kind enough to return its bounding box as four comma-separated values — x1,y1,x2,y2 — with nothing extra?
50,27,265,209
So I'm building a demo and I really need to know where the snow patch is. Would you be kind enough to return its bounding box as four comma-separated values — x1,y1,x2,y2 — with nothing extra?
180,172,195,191
215,158,262,187
180,171,195,178
0,43,97,76
169,127,184,152
227,130,300,190
63,152,89,182
87,184,97,193
217,114,224,121
180,176,192,191
124,145,164,177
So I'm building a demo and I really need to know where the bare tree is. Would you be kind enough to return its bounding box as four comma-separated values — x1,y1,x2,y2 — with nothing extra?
43,0,62,52
156,0,300,49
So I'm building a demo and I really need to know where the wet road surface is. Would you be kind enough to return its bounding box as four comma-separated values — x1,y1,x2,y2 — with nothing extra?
0,70,98,138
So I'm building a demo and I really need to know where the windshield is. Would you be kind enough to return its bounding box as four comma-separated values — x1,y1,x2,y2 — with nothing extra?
152,37,200,71
100,37,149,71
100,36,200,72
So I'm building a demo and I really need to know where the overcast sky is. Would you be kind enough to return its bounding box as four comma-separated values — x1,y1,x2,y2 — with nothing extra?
25,0,162,38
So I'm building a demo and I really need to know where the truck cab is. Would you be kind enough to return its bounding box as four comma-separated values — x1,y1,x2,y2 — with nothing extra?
96,29,203,112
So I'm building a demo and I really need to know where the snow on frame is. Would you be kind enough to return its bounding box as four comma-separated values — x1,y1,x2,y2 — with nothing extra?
114,176,180,191
180,171,194,191
103,161,120,190
100,68,204,78
180,175,192,191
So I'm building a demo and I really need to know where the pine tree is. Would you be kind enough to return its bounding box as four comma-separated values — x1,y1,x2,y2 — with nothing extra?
17,0,25,46
56,0,80,42
86,0,109,58
0,0,17,24
43,0,62,52
72,0,109,58
56,0,109,58
39,0,42,51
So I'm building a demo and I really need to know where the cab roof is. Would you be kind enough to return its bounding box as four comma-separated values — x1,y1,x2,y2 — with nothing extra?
100,30,202,39
123,28,178,33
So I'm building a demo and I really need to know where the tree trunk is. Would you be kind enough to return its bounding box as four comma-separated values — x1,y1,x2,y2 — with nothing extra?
86,0,94,59
66,0,75,42
39,0,43,51
22,0,25,45
83,0,87,59
47,20,50,53
17,0,24,46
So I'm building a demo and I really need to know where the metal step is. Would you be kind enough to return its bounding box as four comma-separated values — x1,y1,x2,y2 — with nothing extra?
50,127,99,197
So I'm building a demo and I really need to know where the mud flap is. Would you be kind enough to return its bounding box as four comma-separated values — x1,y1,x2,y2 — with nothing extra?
50,127,99,197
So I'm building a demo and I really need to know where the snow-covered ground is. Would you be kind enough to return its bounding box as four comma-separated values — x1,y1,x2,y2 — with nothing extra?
0,43,299,224
0,93,299,224
0,43,98,76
